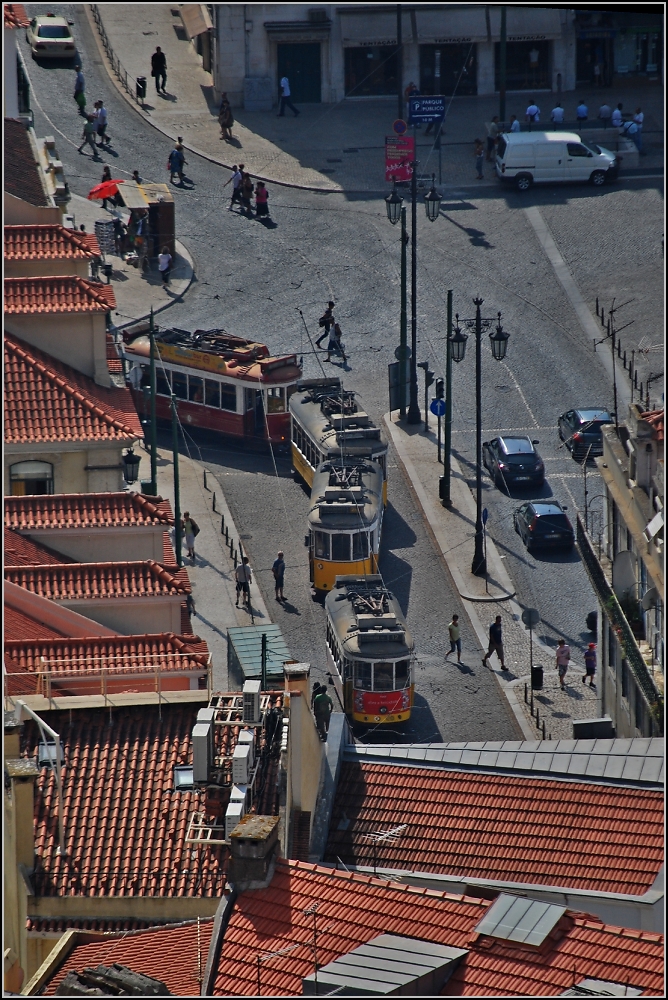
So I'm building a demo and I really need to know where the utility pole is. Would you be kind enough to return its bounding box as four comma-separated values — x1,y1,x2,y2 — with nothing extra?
442,290,453,505
472,298,486,576
499,6,507,122
396,4,403,122
171,396,182,567
149,308,157,495
408,158,420,423
399,206,407,418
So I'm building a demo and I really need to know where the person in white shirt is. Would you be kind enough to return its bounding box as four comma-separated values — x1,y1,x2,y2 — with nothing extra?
576,101,588,121
158,246,172,286
224,164,243,209
525,101,540,124
550,103,564,127
93,101,109,146
598,103,611,128
611,103,623,127
633,107,644,152
277,76,300,118
509,115,520,132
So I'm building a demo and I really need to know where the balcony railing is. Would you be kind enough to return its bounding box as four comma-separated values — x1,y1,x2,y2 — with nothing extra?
576,514,663,729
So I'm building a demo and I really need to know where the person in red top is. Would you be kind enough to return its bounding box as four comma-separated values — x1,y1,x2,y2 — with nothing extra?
255,181,269,218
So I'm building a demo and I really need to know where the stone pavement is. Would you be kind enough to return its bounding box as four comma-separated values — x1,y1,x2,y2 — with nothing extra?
385,412,601,740
67,192,193,328
87,4,664,194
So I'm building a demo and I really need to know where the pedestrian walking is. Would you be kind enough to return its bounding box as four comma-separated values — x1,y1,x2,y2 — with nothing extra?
74,67,86,113
240,172,254,215
550,102,564,127
315,302,335,348
186,593,197,619
168,144,186,184
158,246,172,286
224,164,243,208
272,550,286,601
100,165,113,209
218,95,234,140
277,75,300,117
311,682,324,711
633,107,644,152
77,116,99,158
404,81,419,119
93,100,110,146
555,637,571,690
593,62,602,87
598,102,611,128
486,116,500,161
444,614,462,663
112,216,127,255
182,511,199,561
151,46,167,94
508,114,520,132
474,139,484,180
576,100,588,123
255,181,269,218
334,324,348,363
583,643,597,687
482,615,507,670
525,100,540,123
235,556,252,607
325,323,347,363
611,103,623,127
313,686,333,741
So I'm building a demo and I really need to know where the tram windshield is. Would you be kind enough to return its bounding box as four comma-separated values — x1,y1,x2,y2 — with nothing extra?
352,659,411,691
373,663,394,691
331,534,351,561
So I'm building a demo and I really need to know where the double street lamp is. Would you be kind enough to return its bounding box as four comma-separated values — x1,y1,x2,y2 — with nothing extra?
385,172,442,423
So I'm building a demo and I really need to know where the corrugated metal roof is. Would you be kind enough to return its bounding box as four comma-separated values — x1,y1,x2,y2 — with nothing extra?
346,738,664,787
227,624,290,682
475,895,566,946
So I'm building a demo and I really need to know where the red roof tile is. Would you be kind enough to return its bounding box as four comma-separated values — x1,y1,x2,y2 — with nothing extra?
4,4,30,28
4,224,100,260
42,920,214,996
27,918,167,934
325,762,664,896
4,526,73,567
213,860,664,997
4,605,69,641
23,700,281,900
4,275,116,314
5,560,191,601
4,119,50,207
5,492,173,531
643,408,664,443
5,334,142,443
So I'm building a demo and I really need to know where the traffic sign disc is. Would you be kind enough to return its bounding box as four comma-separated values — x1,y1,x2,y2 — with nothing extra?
394,345,411,361
393,119,408,135
430,398,446,417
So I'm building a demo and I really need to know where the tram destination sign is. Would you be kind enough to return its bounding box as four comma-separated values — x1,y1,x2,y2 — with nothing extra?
409,96,445,125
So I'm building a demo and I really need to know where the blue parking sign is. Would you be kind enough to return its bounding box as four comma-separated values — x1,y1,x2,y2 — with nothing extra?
409,96,445,124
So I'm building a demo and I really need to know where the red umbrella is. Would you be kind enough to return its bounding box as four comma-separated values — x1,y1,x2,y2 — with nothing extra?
87,179,125,201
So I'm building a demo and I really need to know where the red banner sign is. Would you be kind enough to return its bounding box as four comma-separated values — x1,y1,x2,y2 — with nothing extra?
385,135,414,182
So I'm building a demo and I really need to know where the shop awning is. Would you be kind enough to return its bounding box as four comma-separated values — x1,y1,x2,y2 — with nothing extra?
416,7,488,44
490,6,565,41
340,10,398,46
179,4,212,40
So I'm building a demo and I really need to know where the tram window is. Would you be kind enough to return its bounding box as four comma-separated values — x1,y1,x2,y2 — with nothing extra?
221,384,237,412
156,369,171,396
395,660,410,687
172,371,188,400
352,532,369,560
377,454,386,476
331,534,351,561
205,379,220,408
188,376,204,404
244,388,255,411
343,658,353,681
139,367,150,390
354,662,372,690
374,662,394,691
314,531,330,560
267,387,285,413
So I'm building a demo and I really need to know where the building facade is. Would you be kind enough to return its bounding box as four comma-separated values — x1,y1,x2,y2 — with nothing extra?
577,405,664,738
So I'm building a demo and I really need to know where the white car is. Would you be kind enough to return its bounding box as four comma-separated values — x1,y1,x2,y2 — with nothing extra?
496,131,618,190
26,14,76,60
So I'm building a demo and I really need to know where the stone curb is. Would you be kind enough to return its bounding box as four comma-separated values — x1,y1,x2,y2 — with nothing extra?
112,238,195,329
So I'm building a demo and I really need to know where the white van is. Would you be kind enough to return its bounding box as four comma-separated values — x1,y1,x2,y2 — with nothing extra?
495,132,618,191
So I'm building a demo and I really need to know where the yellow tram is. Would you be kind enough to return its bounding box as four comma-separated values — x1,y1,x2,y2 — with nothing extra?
325,575,415,726
307,460,384,593
289,378,388,504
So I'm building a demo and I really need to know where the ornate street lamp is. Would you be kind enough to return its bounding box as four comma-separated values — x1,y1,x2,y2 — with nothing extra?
489,313,510,361
424,174,442,223
449,315,468,363
122,446,141,485
385,183,403,226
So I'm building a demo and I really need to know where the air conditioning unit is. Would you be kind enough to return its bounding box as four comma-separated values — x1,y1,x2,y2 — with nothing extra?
230,783,248,808
192,722,212,784
237,729,255,767
225,799,245,840
243,679,261,723
232,743,251,784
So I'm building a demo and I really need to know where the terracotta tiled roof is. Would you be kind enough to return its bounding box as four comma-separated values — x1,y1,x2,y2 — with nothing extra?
23,703,255,899
5,632,209,685
325,761,664,896
5,334,142,443
42,920,215,997
4,527,73,567
4,605,69,641
643,408,664,443
5,492,173,531
27,918,167,933
4,224,100,260
4,119,50,207
4,4,30,28
5,560,191,601
4,275,116,314
213,860,664,998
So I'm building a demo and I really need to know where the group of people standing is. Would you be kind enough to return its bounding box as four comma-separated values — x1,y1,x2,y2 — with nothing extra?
224,164,270,218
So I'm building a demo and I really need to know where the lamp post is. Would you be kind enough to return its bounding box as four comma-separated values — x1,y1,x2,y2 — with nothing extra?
149,307,158,495
386,173,442,425
440,296,469,506
457,300,510,576
121,446,141,486
171,396,182,567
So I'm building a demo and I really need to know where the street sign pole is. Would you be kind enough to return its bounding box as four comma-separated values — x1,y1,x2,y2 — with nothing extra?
437,412,442,464
482,507,489,593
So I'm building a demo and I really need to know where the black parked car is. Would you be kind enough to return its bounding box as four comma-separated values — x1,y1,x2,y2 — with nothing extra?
558,408,613,459
513,500,575,552
482,436,545,490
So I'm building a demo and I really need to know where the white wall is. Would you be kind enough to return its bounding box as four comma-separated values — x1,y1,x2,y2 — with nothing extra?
4,26,20,118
